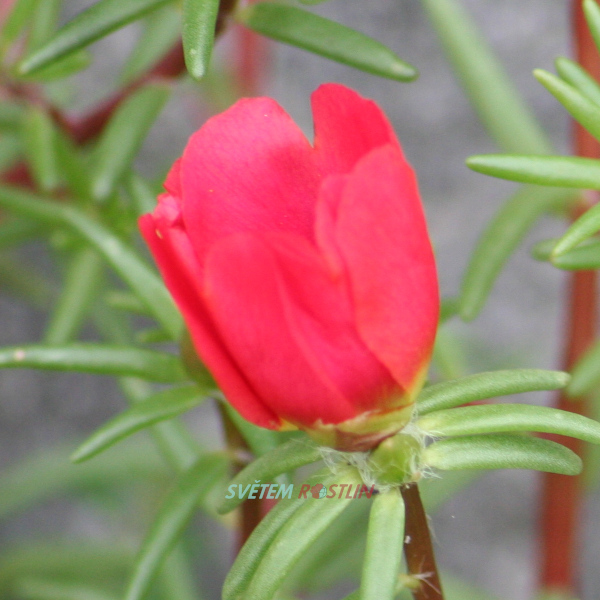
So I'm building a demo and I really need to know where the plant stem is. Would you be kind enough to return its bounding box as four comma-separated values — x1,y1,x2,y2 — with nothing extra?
401,483,444,600
537,1,599,594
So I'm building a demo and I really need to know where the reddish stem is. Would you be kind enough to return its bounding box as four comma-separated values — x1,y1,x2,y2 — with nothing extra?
402,483,444,600
537,1,599,594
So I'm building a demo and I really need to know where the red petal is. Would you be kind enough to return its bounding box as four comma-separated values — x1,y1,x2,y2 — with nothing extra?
203,232,398,427
180,97,320,263
163,157,183,197
329,145,439,389
312,83,403,176
139,197,281,429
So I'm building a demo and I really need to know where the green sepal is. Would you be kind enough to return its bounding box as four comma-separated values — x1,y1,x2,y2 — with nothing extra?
0,343,187,382
417,403,600,444
417,369,570,415
217,438,321,514
236,3,416,82
71,385,207,463
359,489,405,600
422,434,582,475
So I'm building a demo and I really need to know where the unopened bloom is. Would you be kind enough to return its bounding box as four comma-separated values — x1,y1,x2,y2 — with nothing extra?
140,84,438,451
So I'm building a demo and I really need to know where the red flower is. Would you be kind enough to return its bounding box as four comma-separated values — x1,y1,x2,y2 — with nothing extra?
140,84,438,450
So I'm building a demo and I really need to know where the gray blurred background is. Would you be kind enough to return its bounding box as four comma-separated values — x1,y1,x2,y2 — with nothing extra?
1,1,594,599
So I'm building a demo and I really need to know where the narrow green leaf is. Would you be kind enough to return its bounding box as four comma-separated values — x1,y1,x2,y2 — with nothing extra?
90,85,170,201
223,495,307,600
0,185,181,338
569,339,600,397
420,0,552,154
72,385,206,463
422,434,582,474
217,438,321,514
236,3,416,82
120,7,180,84
15,578,117,600
0,343,186,382
466,154,600,188
417,403,600,444
242,468,362,600
417,369,570,415
550,240,600,270
105,290,150,315
27,0,61,50
18,0,173,75
125,172,159,217
22,107,60,192
19,50,92,81
459,185,574,320
554,201,600,255
584,0,600,57
0,218,43,248
0,102,26,131
555,56,600,107
535,69,600,143
44,248,103,344
0,440,167,520
54,129,92,201
0,0,38,45
360,490,404,600
157,543,200,600
0,543,134,593
182,0,219,80
124,454,228,600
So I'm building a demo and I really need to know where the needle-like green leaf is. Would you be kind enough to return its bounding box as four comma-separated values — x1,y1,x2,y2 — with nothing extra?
422,434,582,475
467,154,600,189
0,185,181,338
90,85,170,202
584,0,600,57
18,0,173,75
420,0,552,154
553,201,600,255
459,185,574,320
120,7,180,84
417,403,600,443
124,454,228,600
72,385,206,463
182,0,219,80
241,468,362,600
417,369,570,415
236,3,416,82
569,339,600,397
555,56,600,107
0,343,186,382
551,240,600,270
218,438,321,514
22,107,60,192
535,68,600,143
359,490,405,600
